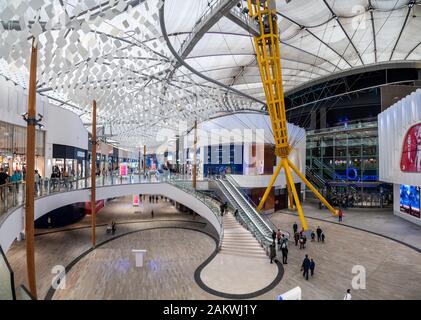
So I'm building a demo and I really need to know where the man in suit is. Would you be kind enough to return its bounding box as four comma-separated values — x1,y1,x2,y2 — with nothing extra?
301,255,311,280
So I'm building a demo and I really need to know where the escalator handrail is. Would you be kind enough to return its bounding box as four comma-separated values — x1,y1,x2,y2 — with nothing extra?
220,179,273,241
218,180,272,243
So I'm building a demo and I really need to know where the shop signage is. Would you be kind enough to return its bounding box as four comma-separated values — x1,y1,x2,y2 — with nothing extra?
401,123,421,173
76,151,85,158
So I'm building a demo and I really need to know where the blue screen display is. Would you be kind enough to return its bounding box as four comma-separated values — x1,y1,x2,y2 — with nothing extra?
400,185,420,219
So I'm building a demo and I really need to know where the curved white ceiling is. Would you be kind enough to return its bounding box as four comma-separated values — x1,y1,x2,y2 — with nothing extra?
0,0,420,149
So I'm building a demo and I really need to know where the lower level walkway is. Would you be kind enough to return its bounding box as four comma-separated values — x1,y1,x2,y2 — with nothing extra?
274,202,421,251
6,197,421,300
199,212,279,298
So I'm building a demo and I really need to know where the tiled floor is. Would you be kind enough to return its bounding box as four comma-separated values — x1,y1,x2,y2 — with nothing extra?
6,197,421,300
200,212,278,295
273,203,421,251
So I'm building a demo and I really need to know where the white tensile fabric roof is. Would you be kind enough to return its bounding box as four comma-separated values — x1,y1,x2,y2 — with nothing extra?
0,0,420,149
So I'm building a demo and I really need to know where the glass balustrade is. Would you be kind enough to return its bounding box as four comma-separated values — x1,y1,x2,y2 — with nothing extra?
0,173,225,250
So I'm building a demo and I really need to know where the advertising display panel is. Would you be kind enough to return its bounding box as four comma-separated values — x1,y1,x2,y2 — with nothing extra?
400,185,420,219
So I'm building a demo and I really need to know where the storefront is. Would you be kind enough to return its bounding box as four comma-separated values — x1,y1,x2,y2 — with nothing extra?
0,120,45,177
52,144,87,179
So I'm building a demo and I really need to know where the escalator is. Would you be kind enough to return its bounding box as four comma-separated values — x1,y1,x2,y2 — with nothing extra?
216,178,280,250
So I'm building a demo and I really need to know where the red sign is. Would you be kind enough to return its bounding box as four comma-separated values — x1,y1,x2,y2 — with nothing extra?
401,123,421,173
85,200,105,215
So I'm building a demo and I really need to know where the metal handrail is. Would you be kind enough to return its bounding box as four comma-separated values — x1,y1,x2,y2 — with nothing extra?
225,176,274,233
224,175,290,238
219,179,272,243
167,180,224,250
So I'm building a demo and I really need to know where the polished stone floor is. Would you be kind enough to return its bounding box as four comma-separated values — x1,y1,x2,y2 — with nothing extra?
274,203,421,251
6,197,421,300
200,212,278,296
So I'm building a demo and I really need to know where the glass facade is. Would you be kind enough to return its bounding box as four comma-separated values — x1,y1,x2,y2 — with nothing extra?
0,121,45,176
306,122,392,207
307,122,379,182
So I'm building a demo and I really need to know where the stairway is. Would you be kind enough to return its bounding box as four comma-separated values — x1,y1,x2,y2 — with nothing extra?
220,212,268,259
216,179,274,247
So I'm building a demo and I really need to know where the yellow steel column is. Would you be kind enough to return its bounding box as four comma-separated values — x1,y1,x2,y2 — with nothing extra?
287,158,338,216
286,180,294,210
25,39,38,299
257,161,282,211
283,159,308,231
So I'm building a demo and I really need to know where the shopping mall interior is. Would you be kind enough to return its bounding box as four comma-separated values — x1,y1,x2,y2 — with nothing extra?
0,0,420,303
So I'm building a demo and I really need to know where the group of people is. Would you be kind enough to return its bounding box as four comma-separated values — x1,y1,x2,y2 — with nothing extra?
0,167,43,198
301,254,316,280
268,222,329,285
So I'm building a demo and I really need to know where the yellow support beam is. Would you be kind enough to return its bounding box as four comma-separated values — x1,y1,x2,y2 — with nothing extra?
247,0,337,227
287,159,338,216
283,159,308,231
286,180,295,210
257,161,283,211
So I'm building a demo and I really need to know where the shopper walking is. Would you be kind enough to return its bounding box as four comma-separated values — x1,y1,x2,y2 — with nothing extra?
281,242,288,264
321,232,325,243
0,168,9,200
301,255,310,281
338,208,343,222
344,289,352,300
310,259,315,276
269,242,276,264
11,170,21,193
299,235,304,249
34,170,41,195
311,231,315,242
316,226,322,242
293,222,298,235
294,231,300,246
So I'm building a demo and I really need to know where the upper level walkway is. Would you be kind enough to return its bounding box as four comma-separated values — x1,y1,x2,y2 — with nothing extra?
0,174,223,253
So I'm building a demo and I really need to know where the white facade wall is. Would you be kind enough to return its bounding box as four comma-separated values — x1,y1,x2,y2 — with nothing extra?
378,88,421,226
0,75,89,178
44,105,89,177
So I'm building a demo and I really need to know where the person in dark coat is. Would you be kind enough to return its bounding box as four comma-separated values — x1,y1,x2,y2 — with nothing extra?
293,222,298,234
111,221,116,235
271,230,277,243
269,242,276,264
310,259,315,276
281,242,288,264
316,226,322,242
321,232,325,243
338,208,343,222
301,254,310,280
311,231,316,242
151,210,154,218
294,232,300,246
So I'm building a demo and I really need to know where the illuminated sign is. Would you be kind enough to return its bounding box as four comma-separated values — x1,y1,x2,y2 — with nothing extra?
133,195,139,206
401,122,421,173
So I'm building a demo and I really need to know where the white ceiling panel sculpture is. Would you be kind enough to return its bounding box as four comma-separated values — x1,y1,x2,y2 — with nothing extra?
0,0,420,150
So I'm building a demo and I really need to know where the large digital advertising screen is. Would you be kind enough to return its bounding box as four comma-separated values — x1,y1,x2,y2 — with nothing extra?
400,184,420,219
